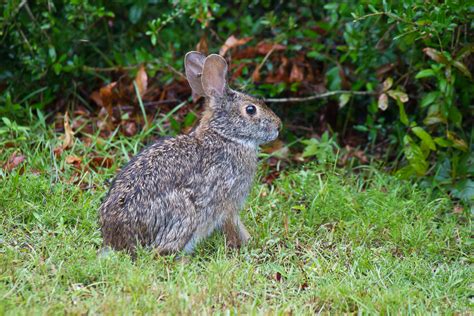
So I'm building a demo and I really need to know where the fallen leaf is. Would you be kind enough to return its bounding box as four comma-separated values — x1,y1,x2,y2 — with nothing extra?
274,272,282,282
65,155,82,169
256,42,286,55
265,56,290,83
300,282,309,290
251,67,261,82
453,205,464,214
289,63,304,83
135,65,148,97
262,139,284,154
263,170,280,185
123,121,137,136
378,93,389,111
62,111,74,149
3,152,25,172
89,91,103,107
90,156,114,169
53,146,63,157
219,35,252,56
99,82,117,117
29,169,41,176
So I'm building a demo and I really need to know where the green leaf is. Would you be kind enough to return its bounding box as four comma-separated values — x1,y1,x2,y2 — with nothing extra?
420,92,439,108
382,77,393,91
434,137,451,148
448,106,462,126
397,100,409,126
403,135,428,176
415,69,435,79
338,93,351,108
2,117,12,127
302,139,319,157
452,60,472,79
129,5,143,24
423,113,446,125
183,112,197,128
455,43,474,60
396,165,416,179
412,127,436,150
451,179,474,202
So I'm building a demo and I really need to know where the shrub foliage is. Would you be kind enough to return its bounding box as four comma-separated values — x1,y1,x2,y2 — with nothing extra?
0,0,473,199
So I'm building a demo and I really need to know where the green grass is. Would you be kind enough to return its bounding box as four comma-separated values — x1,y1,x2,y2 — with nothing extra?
0,122,472,314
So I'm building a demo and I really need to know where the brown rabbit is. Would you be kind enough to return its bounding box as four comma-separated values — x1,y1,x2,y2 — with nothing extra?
99,52,281,255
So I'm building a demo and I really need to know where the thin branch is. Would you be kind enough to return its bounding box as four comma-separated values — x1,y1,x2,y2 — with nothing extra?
252,45,277,82
165,64,186,80
264,90,376,103
82,65,138,72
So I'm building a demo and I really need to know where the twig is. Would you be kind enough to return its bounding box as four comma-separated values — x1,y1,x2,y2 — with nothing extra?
264,90,376,103
24,2,51,42
82,65,138,72
165,64,186,80
252,45,277,82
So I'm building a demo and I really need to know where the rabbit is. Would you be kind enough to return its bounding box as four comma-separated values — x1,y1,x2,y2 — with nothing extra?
99,51,281,255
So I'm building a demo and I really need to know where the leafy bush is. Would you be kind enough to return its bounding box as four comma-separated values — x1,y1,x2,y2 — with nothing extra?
0,0,473,200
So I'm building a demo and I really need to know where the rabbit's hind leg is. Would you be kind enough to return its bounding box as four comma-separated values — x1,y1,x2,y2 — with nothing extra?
222,214,251,248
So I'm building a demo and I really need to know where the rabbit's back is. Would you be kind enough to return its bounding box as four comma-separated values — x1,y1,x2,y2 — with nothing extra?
100,135,202,252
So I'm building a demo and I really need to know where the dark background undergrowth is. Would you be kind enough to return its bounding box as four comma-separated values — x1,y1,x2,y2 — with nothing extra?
1,0,473,203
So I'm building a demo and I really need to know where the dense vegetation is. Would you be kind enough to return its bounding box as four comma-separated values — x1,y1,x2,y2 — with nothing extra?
0,1,472,313
1,1,473,201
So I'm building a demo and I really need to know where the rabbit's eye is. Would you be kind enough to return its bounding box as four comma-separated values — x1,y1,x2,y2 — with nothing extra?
245,105,257,116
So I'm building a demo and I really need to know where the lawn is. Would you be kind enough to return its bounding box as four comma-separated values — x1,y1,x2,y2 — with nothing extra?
0,125,472,314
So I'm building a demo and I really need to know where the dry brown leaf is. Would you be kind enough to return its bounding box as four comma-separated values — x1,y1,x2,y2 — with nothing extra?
256,42,285,55
65,155,82,169
196,35,209,54
289,63,304,82
423,47,449,65
99,82,117,117
251,67,261,82
274,272,282,282
453,205,464,214
123,121,137,136
135,65,148,97
3,152,25,172
378,93,389,111
90,156,113,169
89,91,103,107
53,146,63,158
376,63,395,79
219,35,252,56
62,111,74,149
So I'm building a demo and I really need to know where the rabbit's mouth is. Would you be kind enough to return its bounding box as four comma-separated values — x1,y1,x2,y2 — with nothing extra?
261,128,279,144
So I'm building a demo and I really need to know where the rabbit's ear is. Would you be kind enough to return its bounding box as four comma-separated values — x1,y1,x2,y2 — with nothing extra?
202,54,228,97
185,51,206,96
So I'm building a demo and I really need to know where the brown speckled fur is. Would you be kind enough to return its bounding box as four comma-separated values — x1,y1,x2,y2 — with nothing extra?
99,52,281,255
